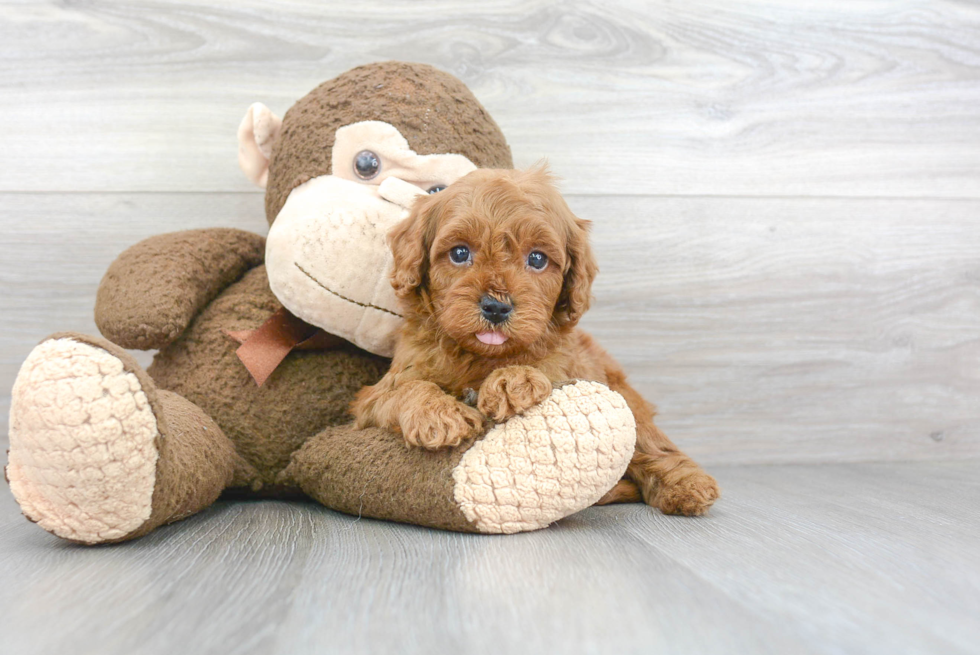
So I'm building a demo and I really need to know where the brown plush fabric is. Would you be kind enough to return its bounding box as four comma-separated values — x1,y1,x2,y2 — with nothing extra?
265,61,514,223
283,424,479,532
129,389,243,539
96,229,266,350
147,266,390,487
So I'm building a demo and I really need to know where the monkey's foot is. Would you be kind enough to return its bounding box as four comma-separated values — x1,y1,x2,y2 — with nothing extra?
452,380,636,533
6,336,161,544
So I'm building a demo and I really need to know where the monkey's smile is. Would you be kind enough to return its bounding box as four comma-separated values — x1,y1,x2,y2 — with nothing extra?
295,262,402,318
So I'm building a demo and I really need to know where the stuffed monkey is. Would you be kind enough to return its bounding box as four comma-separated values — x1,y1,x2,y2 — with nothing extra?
5,62,636,544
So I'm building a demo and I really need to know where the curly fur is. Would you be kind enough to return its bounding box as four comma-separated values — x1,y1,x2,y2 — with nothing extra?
351,166,720,515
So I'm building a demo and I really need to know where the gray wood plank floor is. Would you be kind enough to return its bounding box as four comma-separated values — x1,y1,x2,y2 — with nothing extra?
1,461,978,655
2,2,980,654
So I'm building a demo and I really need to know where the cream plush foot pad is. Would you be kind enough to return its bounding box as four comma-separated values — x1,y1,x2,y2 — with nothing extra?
452,380,636,534
7,338,159,543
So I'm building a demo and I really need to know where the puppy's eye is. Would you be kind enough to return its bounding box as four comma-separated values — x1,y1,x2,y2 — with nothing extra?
353,150,381,180
428,185,446,194
449,245,472,266
526,251,548,271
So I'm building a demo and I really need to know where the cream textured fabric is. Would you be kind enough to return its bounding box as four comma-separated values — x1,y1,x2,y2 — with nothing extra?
378,176,426,210
265,175,408,357
7,339,159,543
452,381,636,534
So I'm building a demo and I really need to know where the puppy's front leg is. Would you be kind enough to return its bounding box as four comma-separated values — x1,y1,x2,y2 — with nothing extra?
478,365,553,421
352,375,484,450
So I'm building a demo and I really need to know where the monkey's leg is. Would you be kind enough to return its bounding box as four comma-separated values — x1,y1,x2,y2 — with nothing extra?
283,380,637,534
6,334,247,544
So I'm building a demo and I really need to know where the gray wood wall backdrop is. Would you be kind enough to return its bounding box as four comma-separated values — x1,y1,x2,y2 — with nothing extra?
1,0,978,466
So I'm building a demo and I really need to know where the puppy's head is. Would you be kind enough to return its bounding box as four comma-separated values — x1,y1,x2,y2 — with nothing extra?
388,165,597,358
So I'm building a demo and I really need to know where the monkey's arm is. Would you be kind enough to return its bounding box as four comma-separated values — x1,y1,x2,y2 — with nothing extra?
95,228,266,349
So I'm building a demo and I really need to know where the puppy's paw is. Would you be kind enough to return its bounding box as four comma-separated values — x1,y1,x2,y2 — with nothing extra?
654,467,720,517
478,365,553,422
400,395,485,450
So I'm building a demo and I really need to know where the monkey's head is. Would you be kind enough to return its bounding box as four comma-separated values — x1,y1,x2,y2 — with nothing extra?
238,62,513,356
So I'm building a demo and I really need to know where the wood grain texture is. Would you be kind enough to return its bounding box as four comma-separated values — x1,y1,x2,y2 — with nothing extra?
1,0,979,197
3,193,977,465
1,461,977,655
575,194,980,465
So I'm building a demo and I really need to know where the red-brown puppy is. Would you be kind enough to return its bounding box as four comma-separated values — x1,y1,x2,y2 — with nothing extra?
351,166,719,515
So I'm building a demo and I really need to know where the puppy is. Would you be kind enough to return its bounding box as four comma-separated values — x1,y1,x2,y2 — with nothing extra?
351,166,719,516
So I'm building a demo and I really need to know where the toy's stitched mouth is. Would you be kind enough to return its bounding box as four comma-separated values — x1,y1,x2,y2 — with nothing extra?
295,262,403,318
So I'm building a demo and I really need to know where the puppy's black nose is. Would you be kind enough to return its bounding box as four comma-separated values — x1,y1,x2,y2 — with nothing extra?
480,295,513,325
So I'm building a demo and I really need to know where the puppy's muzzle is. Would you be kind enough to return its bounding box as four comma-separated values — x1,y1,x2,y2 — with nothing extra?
480,295,513,325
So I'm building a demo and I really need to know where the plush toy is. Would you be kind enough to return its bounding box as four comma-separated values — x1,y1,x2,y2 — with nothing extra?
5,62,636,544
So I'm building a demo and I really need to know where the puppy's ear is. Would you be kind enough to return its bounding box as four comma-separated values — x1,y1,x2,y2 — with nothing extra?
518,162,598,328
556,215,599,328
388,191,443,302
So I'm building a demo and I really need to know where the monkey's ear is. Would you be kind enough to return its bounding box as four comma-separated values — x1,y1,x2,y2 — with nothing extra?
237,103,283,188
388,192,442,303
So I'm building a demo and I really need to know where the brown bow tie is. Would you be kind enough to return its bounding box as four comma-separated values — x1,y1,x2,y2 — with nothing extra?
224,307,344,386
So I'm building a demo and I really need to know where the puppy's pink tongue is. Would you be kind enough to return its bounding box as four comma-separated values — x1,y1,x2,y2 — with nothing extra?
476,331,508,345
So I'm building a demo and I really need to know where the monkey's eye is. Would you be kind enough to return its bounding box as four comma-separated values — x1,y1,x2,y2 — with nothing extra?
353,150,381,180
527,251,549,271
428,185,447,194
449,245,472,266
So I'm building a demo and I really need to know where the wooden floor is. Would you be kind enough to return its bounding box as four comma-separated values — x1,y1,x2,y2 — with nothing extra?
1,461,978,655
2,2,980,653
